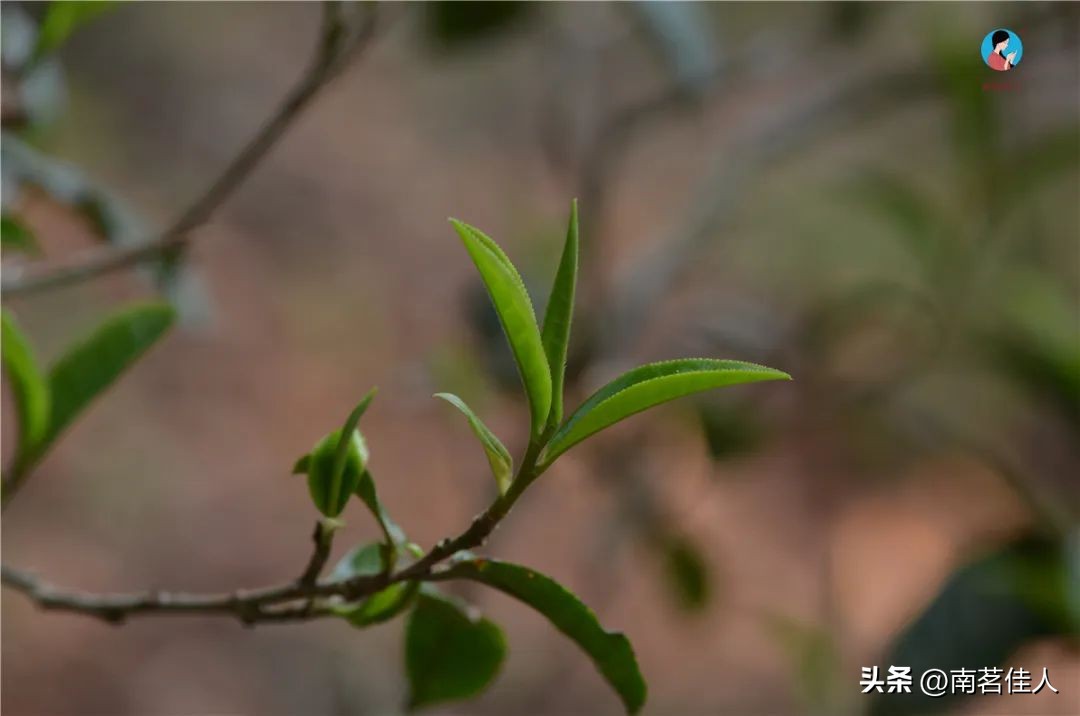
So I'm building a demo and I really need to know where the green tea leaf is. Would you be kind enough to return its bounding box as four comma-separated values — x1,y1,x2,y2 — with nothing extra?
307,428,367,518
405,590,506,709
33,0,116,61
292,454,311,474
1,310,50,462
332,542,385,580
342,580,418,627
543,359,790,465
451,219,551,439
46,302,174,445
355,468,406,550
331,543,418,627
540,200,579,431
1,215,39,255
330,389,376,499
434,392,513,494
437,558,647,714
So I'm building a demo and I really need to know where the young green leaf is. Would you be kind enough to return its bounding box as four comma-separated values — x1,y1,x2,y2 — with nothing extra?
331,389,377,489
436,558,646,714
540,199,579,430
451,219,551,439
331,543,418,627
355,469,406,549
307,428,367,518
46,303,175,446
542,359,790,466
1,310,50,462
33,0,117,61
340,580,419,628
434,392,513,494
292,454,311,475
1,215,39,255
332,542,386,580
303,390,377,518
405,590,506,710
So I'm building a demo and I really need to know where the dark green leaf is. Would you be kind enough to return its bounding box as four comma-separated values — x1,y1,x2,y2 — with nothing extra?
540,199,578,431
869,537,1074,716
451,219,551,439
33,0,116,61
1,215,39,254
1,310,50,462
405,590,506,709
331,543,418,627
46,302,174,445
438,558,647,714
434,392,513,494
543,359,790,466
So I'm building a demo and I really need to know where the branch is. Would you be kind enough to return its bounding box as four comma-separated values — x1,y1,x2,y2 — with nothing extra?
2,445,551,625
1,1,377,297
298,519,336,587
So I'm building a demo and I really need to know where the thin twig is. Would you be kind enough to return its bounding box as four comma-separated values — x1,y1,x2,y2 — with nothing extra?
1,1,377,297
2,443,551,625
298,519,336,587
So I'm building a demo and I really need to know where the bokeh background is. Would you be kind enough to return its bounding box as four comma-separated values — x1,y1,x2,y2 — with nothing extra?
2,2,1078,715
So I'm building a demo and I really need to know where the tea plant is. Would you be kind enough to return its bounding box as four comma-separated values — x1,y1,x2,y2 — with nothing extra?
2,202,789,711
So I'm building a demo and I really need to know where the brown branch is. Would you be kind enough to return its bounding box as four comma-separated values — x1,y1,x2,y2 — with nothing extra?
298,519,336,587
1,1,377,297
2,444,550,625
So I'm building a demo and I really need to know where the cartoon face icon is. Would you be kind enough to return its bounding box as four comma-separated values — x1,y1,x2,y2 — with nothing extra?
982,29,1022,72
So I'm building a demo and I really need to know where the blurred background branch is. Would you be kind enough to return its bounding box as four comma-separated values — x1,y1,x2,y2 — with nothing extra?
1,1,377,296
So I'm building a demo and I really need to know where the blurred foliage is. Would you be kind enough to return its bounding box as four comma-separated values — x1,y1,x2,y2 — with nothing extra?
660,535,711,613
987,269,1080,427
32,0,116,64
421,1,531,51
694,399,765,464
1,214,38,254
765,614,845,714
870,536,1078,716
1,303,175,497
627,2,718,94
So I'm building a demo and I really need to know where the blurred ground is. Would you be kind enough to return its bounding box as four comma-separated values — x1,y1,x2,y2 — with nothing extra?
2,3,1078,715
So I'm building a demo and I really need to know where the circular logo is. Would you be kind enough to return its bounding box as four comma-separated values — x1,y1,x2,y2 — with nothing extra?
982,28,1022,71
